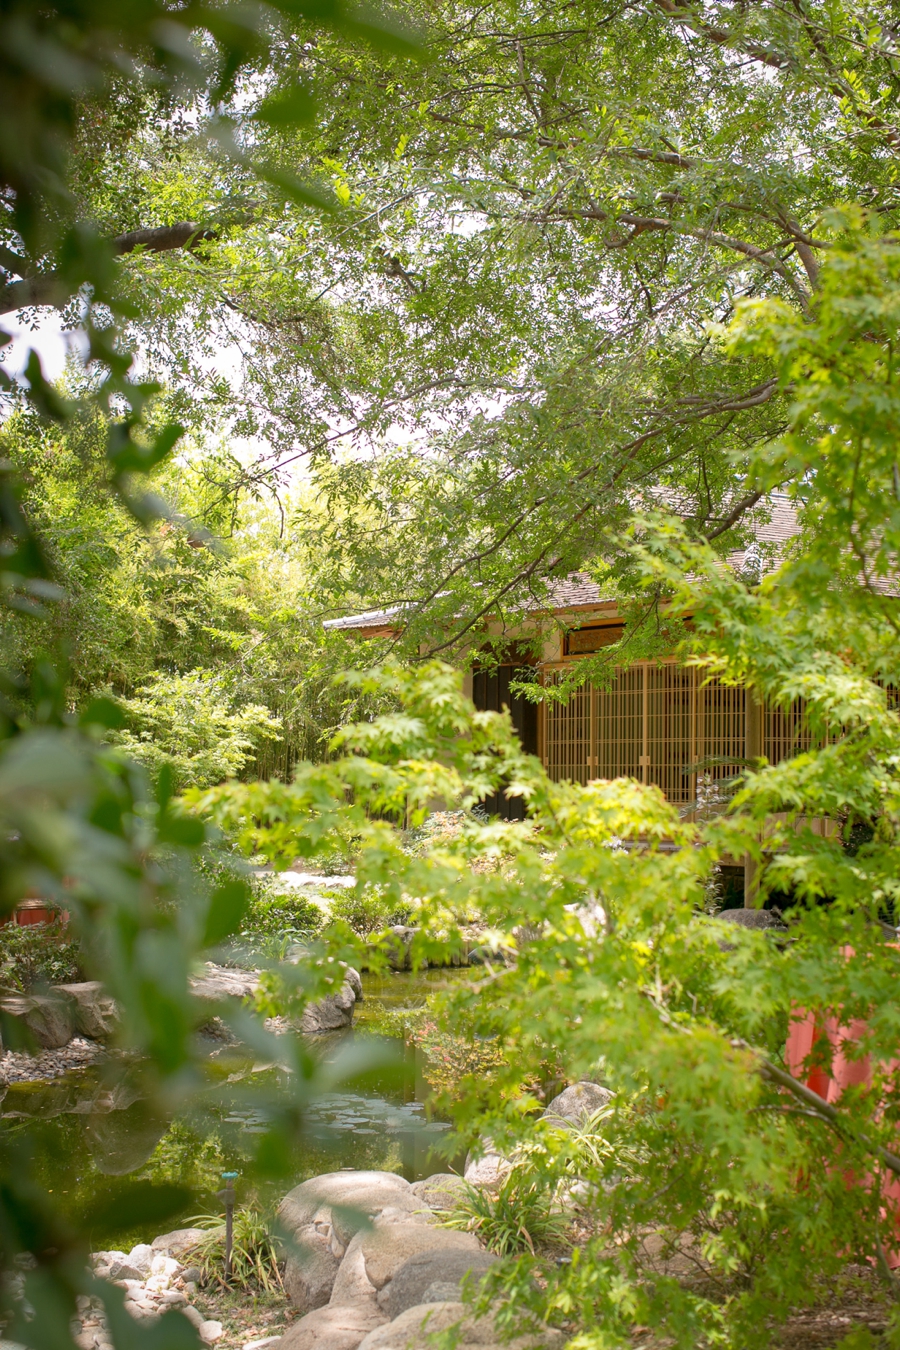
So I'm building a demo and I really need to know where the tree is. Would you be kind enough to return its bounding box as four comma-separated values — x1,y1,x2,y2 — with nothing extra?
62,0,900,651
195,227,900,1339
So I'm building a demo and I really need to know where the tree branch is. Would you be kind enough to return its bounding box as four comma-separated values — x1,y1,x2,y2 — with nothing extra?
0,222,219,316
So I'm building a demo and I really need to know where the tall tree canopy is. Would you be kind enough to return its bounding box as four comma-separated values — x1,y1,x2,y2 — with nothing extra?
27,0,899,647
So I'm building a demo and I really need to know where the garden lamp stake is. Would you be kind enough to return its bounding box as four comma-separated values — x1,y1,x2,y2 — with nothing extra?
217,1173,239,1281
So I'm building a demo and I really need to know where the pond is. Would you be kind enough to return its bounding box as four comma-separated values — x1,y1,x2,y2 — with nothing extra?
1,969,470,1250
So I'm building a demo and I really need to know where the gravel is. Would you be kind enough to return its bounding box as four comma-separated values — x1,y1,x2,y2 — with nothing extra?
0,1036,104,1083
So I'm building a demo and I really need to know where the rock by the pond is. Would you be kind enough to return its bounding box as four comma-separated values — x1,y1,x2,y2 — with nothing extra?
151,1227,208,1256
190,964,260,1002
463,1145,511,1190
541,1082,614,1129
342,966,363,1001
716,908,785,930
357,1301,564,1350
0,992,74,1049
385,926,419,972
126,1244,154,1275
331,1221,482,1314
409,1173,468,1211
300,978,358,1034
383,1248,497,1321
279,1171,422,1312
278,1304,387,1350
55,982,118,1040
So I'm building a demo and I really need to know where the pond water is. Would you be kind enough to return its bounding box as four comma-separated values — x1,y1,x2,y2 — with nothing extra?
1,969,470,1249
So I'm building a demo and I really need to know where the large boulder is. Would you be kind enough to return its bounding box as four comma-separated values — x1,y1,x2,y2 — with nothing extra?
301,978,358,1034
0,992,74,1048
278,1171,426,1312
55,982,118,1040
190,964,260,1001
330,1222,482,1315
463,1145,511,1190
151,1227,208,1257
356,1302,564,1350
383,1248,497,1321
409,1174,468,1212
277,1304,387,1350
540,1082,613,1129
716,908,785,930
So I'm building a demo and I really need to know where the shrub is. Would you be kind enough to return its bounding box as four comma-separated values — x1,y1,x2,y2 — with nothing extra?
0,921,84,991
241,881,324,939
326,886,411,935
410,1017,506,1100
185,1205,283,1293
444,1165,567,1256
112,669,282,791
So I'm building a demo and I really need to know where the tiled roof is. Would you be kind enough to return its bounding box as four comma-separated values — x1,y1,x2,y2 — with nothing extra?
323,605,404,632
322,495,799,630
543,495,799,613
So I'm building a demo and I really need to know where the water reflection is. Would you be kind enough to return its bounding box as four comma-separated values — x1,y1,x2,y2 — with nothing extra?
1,970,466,1246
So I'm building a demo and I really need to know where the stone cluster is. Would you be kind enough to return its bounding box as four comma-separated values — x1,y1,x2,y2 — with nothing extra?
70,1081,605,1350
0,964,363,1079
73,1232,223,1350
270,1167,565,1350
0,1034,104,1083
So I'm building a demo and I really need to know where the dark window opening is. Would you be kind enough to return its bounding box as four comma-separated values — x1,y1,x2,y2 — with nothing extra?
471,665,538,821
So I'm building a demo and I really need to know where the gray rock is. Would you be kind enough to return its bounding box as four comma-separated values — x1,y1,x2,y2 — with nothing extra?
463,1146,510,1190
387,927,419,971
190,964,259,1002
54,983,117,1040
541,1082,613,1130
151,1228,207,1257
108,1261,144,1282
331,1221,482,1316
383,1248,497,1320
0,993,74,1049
409,1174,467,1212
181,1267,202,1285
278,1304,387,1350
278,1171,420,1312
127,1244,154,1275
419,1281,462,1304
357,1302,564,1350
716,908,785,930
342,966,363,1002
301,979,358,1034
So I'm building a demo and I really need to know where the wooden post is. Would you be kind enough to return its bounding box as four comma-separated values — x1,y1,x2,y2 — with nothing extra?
744,687,763,907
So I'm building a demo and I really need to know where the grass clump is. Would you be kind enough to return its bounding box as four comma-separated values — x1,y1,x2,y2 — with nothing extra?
444,1164,567,1256
185,1205,283,1294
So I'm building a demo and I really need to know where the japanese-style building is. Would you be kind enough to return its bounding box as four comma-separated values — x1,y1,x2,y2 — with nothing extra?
325,498,804,830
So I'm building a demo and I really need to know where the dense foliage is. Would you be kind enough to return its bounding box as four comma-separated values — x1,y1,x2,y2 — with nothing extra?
5,0,900,1348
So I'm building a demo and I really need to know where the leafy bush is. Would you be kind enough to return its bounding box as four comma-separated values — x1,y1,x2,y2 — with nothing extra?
241,881,324,939
185,1205,283,1293
112,669,282,791
410,1017,506,1101
326,885,411,935
0,922,84,992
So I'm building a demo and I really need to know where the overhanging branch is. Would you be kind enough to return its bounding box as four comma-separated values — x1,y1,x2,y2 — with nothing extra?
0,221,220,317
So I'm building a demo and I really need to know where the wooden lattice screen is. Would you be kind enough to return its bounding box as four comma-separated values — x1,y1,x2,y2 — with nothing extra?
544,664,821,804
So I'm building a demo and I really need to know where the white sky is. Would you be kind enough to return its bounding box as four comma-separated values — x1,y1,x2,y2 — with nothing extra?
1,311,83,383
